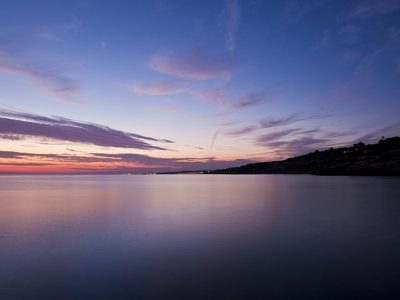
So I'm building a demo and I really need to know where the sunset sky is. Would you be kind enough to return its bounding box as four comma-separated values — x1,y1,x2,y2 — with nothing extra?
1,0,400,173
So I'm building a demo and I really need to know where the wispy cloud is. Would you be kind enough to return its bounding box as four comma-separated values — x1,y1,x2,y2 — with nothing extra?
0,110,172,150
354,29,400,74
225,125,258,136
259,114,299,129
224,112,334,138
0,151,114,162
320,30,330,47
0,150,255,173
0,162,53,166
316,72,376,107
353,121,400,144
130,80,188,96
101,41,107,51
260,112,333,128
350,0,400,18
338,24,362,45
256,128,300,145
335,3,400,77
313,30,331,50
209,128,222,150
219,0,240,55
265,137,331,157
242,112,353,157
396,58,400,74
197,87,271,109
253,124,354,158
0,58,81,103
340,50,362,62
149,49,236,80
269,0,329,34
217,120,240,127
254,127,335,158
0,21,83,103
62,17,81,33
234,92,268,108
0,134,23,141
91,153,254,171
0,17,81,46
0,151,26,159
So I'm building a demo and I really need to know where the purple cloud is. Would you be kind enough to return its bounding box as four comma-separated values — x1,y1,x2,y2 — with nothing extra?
221,116,300,138
351,0,400,18
318,72,376,107
341,51,362,62
260,112,334,129
0,58,81,104
319,30,330,48
0,150,256,173
149,49,236,80
0,110,172,150
225,125,258,136
0,151,25,159
0,134,23,141
209,128,222,150
223,112,334,138
254,125,334,157
266,137,331,157
256,129,300,145
0,162,52,166
234,92,268,108
197,87,270,109
130,80,188,95
353,121,400,144
218,0,240,55
396,58,400,74
62,17,81,33
0,150,116,163
338,24,362,45
253,125,345,158
270,0,329,35
259,114,299,129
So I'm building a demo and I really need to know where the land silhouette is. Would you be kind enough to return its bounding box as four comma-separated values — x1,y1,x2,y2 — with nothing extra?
211,136,400,176
162,136,400,176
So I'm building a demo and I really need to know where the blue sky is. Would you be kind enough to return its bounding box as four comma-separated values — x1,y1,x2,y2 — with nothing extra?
0,0,400,173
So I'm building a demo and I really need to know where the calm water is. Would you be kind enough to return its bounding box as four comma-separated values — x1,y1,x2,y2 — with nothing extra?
0,175,400,300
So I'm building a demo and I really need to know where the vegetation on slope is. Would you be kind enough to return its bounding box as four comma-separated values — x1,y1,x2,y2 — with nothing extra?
210,136,400,176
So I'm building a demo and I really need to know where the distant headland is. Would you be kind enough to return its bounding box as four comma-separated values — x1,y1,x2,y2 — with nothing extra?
161,136,400,176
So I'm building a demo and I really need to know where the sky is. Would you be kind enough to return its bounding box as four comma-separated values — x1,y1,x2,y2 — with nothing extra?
0,0,400,173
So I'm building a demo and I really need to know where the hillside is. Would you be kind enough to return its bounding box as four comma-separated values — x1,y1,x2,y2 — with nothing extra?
209,136,400,176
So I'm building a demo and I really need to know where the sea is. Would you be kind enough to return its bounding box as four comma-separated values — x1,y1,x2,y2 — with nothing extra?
1,175,399,299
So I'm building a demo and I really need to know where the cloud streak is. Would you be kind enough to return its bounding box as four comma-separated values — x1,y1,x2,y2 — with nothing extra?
353,121,400,144
0,58,81,103
259,114,299,129
269,0,329,35
225,125,258,136
209,128,222,150
130,80,188,95
224,112,334,137
197,87,271,109
351,0,400,18
0,150,255,173
252,126,352,158
0,110,172,150
219,0,240,55
256,128,300,145
149,49,236,80
91,152,254,171
264,137,331,158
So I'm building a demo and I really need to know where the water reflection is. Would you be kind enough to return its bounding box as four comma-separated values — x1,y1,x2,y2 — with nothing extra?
0,175,399,299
